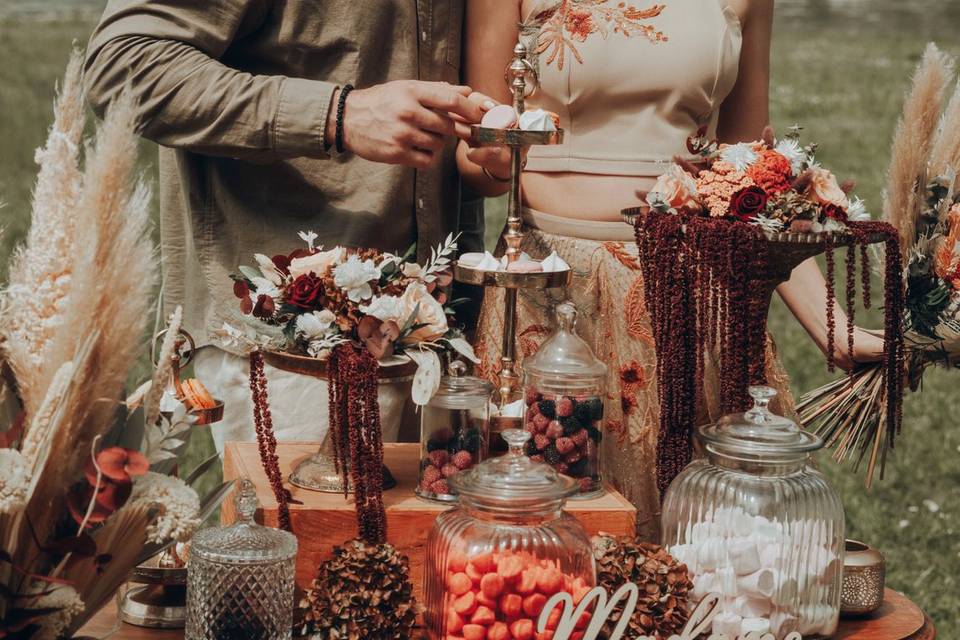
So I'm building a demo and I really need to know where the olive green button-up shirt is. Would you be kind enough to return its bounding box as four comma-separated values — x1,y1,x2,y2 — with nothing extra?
85,0,467,345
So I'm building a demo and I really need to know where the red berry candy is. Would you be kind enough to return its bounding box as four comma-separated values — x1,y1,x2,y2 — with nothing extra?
578,477,595,492
534,434,551,451
564,450,583,465
530,455,545,463
556,397,574,418
422,465,442,486
554,437,575,455
556,462,569,474
546,421,564,440
429,450,449,468
571,429,589,447
525,386,541,406
452,450,473,470
430,479,450,494
442,463,460,479
532,413,550,432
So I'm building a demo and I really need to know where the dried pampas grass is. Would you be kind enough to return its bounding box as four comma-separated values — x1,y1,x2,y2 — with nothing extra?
144,306,183,427
883,43,955,258
2,50,86,417
930,82,960,192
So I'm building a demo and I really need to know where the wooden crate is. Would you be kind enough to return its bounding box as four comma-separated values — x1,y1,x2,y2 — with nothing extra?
222,442,636,593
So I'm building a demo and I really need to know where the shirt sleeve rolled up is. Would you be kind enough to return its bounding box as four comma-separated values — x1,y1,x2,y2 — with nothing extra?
84,0,337,161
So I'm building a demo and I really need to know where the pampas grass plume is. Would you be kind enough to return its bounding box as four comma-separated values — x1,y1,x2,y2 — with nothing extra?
144,306,183,426
930,81,960,193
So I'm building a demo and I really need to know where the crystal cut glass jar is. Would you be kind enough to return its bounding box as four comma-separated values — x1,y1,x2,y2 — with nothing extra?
423,429,596,639
417,361,493,502
521,301,606,497
661,386,845,639
186,479,298,640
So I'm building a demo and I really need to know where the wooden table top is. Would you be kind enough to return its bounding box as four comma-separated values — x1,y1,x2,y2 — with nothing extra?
80,588,934,639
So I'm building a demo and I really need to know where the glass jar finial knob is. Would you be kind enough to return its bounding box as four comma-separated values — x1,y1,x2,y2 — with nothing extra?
555,301,578,331
745,386,777,424
235,478,259,523
502,429,531,456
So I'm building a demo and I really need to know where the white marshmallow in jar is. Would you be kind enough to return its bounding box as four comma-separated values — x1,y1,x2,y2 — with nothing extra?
661,386,845,639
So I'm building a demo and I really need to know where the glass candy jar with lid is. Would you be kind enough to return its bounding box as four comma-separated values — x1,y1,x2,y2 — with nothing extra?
661,386,845,639
186,479,297,640
417,361,493,502
424,429,596,639
522,301,606,497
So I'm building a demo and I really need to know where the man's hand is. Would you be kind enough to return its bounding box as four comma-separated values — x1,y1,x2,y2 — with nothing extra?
328,81,484,169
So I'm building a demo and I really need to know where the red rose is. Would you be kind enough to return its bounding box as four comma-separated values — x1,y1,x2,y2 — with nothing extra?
729,186,769,221
287,273,324,309
822,203,848,223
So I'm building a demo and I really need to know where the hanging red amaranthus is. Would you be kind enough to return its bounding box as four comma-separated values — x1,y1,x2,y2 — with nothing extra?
328,344,387,544
636,212,904,496
249,350,295,531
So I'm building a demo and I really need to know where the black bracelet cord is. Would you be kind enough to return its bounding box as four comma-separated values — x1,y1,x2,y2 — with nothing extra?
335,84,354,154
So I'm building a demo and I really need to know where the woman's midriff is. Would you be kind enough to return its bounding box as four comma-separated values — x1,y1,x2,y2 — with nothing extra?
522,172,657,221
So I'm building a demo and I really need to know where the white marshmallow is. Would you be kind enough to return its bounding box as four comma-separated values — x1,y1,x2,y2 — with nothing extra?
740,617,771,636
475,251,500,271
518,108,557,132
712,612,742,638
715,566,739,598
729,538,761,576
540,251,570,272
697,537,728,572
457,252,486,268
689,572,718,603
737,568,777,599
691,521,715,544
773,577,799,607
731,595,771,618
771,611,799,638
669,544,698,573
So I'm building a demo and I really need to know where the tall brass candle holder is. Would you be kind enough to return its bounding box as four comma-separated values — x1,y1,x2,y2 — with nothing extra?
454,40,570,411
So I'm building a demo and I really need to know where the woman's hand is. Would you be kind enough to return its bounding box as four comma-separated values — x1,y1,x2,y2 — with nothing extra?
833,327,885,372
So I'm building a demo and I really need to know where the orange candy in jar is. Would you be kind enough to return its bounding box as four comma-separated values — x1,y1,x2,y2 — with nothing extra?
424,430,596,639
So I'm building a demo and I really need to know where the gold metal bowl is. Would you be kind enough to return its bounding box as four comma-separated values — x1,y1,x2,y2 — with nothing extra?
453,263,571,290
470,125,564,147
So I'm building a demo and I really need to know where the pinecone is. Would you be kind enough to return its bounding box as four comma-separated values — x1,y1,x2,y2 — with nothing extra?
298,539,420,639
591,535,693,640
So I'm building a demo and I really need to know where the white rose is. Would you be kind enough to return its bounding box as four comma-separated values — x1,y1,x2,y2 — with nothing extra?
399,282,448,344
289,247,345,279
332,254,381,302
296,310,336,340
361,295,405,323
401,262,424,279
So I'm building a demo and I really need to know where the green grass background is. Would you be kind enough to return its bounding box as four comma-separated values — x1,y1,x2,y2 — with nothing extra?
0,0,957,633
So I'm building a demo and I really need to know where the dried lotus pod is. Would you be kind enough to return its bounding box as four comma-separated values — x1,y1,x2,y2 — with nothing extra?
590,534,694,639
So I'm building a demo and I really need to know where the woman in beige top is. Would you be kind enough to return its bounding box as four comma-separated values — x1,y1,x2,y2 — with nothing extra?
459,0,882,536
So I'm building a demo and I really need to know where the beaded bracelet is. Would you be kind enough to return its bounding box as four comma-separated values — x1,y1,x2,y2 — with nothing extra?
335,84,355,154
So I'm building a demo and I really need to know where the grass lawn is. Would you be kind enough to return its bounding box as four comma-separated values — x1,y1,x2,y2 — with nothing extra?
1,4,957,634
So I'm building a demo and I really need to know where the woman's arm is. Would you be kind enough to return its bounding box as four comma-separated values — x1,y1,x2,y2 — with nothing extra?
717,0,883,370
456,0,521,196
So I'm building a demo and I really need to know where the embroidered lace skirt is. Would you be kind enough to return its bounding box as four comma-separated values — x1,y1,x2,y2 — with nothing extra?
473,224,796,540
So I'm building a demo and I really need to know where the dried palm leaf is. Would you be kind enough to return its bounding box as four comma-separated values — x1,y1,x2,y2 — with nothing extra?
144,306,183,427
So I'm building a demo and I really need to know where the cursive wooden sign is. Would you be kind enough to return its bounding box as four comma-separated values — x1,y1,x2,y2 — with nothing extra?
540,585,802,640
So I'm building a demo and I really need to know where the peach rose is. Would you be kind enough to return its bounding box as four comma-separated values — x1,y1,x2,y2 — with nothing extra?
648,165,702,212
807,168,850,209
288,247,345,279
399,282,448,344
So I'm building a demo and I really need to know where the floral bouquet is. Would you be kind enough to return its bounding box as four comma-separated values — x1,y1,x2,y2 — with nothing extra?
800,44,960,486
646,125,872,232
230,231,477,389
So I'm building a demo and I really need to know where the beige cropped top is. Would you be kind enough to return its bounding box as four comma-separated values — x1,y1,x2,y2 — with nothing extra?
521,0,743,176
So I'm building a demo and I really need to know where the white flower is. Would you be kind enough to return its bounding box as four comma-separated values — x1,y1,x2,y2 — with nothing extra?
847,196,871,222
774,138,807,174
295,309,337,340
289,247,345,279
298,230,319,251
923,499,941,513
333,254,382,302
0,449,29,514
24,583,84,640
719,142,759,171
399,282,448,343
249,276,280,301
128,472,201,544
401,262,424,279
254,253,283,286
306,335,348,359
361,295,405,323
749,215,785,233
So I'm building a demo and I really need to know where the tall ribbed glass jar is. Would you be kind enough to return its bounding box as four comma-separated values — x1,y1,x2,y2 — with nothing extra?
661,387,845,639
186,480,297,640
417,361,493,502
522,301,606,498
424,430,596,640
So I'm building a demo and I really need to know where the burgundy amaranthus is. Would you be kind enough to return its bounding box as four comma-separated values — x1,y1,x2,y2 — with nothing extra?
328,344,387,544
636,212,905,496
249,350,295,531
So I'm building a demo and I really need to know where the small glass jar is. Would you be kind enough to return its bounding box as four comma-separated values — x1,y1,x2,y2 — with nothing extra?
424,430,596,639
186,480,298,640
522,301,606,497
417,361,493,502
661,387,845,639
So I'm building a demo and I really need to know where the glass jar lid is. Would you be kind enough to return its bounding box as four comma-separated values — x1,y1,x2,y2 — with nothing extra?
430,361,494,410
191,479,297,564
524,302,606,387
699,386,823,458
450,429,578,510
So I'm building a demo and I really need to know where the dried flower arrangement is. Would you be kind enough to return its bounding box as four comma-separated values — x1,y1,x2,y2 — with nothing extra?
800,44,960,486
298,539,419,640
637,129,904,495
590,535,694,639
0,52,229,638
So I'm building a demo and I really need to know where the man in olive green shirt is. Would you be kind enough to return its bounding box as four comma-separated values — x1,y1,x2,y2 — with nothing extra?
84,0,485,447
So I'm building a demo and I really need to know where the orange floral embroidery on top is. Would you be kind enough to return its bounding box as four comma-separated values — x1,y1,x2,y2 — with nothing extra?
519,324,551,357
625,276,654,345
535,0,668,70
